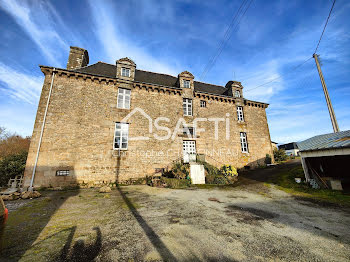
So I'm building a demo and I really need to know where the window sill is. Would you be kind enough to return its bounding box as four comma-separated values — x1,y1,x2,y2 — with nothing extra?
113,148,128,151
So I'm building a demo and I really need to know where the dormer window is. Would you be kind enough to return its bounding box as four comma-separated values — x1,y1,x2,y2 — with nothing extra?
235,90,241,98
183,80,190,88
121,67,130,77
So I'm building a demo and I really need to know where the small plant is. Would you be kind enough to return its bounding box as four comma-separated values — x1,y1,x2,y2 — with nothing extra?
265,154,272,165
220,165,238,177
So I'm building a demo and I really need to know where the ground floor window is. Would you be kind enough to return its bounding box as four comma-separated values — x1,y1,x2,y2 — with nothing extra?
183,140,196,155
114,122,129,150
240,132,248,153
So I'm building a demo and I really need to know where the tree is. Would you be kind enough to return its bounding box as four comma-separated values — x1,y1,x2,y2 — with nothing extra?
273,148,287,162
0,151,28,186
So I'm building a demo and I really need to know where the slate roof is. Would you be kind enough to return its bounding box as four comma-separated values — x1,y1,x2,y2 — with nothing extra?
278,142,298,150
297,130,350,152
74,62,229,96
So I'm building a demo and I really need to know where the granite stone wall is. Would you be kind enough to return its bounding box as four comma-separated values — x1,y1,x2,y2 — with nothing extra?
23,69,273,188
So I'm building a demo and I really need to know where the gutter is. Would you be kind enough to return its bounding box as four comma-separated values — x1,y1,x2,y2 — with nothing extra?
28,68,56,191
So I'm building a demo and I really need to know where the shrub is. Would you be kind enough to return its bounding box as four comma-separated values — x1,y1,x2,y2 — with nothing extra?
160,177,191,189
220,165,238,177
0,151,28,187
273,148,287,162
265,154,272,165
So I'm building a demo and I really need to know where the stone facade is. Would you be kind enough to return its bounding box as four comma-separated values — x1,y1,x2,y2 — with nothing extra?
23,47,274,188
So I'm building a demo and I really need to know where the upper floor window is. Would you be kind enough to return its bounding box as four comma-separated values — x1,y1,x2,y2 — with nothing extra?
183,98,192,116
121,67,130,77
200,100,206,108
114,122,129,150
183,126,195,138
117,88,131,109
237,106,244,121
235,90,241,98
183,80,190,88
240,132,248,153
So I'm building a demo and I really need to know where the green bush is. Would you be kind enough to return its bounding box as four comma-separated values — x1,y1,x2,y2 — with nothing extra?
265,154,272,165
220,165,238,177
273,148,287,162
160,177,191,189
0,151,28,187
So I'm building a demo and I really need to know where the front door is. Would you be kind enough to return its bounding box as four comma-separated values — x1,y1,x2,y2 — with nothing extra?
183,140,196,163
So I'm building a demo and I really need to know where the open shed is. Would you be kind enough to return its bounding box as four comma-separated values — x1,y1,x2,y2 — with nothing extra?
297,130,350,191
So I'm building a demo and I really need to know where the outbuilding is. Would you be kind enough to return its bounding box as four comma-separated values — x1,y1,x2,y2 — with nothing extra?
297,130,350,190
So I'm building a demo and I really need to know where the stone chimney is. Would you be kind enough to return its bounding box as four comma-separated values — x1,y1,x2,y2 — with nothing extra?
67,46,89,70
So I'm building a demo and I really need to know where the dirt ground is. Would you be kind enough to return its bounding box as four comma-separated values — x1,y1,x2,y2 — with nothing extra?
1,161,350,262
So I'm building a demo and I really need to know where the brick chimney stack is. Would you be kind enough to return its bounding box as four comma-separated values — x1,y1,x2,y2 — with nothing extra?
66,46,89,70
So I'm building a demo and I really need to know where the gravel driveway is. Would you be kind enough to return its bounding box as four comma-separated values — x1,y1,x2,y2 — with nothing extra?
2,162,350,261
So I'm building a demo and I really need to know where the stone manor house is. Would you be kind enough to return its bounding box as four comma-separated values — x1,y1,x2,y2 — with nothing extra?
23,46,273,188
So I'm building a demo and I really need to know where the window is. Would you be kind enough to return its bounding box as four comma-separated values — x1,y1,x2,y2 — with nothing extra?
183,80,190,88
121,67,130,77
183,140,196,155
200,100,206,108
183,127,195,138
237,106,244,121
117,88,131,109
56,170,69,176
183,98,192,116
114,123,129,150
235,90,241,98
240,132,248,153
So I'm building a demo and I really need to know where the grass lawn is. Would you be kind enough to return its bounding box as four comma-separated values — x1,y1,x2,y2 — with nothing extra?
266,165,350,206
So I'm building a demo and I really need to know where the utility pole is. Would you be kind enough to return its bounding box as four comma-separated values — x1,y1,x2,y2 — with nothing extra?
313,53,339,133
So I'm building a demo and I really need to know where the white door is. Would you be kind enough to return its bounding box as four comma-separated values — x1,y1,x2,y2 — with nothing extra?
183,140,196,163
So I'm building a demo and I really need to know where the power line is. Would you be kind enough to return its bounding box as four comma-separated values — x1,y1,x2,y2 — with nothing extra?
245,57,313,93
314,0,336,54
199,0,253,81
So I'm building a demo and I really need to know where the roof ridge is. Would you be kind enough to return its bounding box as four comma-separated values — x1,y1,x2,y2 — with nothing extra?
97,61,115,66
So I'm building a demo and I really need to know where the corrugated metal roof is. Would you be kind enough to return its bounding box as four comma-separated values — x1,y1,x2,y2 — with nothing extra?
297,130,350,152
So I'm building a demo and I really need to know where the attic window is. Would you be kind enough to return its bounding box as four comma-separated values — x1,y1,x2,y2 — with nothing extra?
121,67,130,77
56,170,69,176
183,80,190,88
235,90,241,98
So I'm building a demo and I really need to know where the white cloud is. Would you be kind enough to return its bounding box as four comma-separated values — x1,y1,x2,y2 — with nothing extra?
0,0,68,66
0,62,43,105
87,0,180,75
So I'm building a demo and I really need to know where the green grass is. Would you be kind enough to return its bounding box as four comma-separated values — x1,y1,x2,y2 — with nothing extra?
266,166,350,206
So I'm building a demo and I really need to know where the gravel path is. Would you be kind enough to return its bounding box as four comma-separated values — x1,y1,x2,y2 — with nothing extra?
2,161,350,261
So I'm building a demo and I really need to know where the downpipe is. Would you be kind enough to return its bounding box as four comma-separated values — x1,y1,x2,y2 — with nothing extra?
28,68,56,191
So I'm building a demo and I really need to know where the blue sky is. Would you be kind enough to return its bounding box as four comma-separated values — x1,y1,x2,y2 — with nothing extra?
0,0,349,143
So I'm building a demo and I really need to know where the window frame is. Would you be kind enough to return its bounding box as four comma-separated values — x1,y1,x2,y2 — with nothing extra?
121,67,131,77
117,88,131,109
235,90,241,98
200,100,206,108
183,79,190,88
113,122,129,150
183,140,196,155
56,170,69,176
183,98,193,116
237,106,244,122
240,132,249,153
